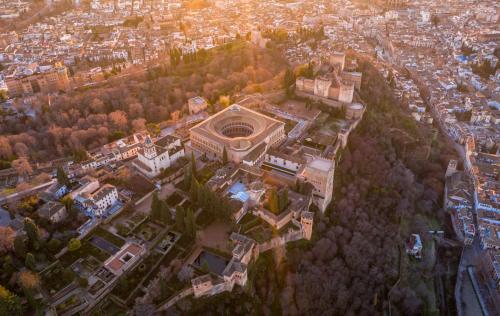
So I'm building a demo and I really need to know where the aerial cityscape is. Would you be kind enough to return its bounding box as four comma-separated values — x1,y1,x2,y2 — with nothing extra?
0,0,498,315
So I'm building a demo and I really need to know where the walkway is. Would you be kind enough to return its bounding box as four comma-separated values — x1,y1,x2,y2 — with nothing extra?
157,288,194,312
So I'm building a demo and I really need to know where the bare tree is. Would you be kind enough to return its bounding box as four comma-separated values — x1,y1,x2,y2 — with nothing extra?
0,226,15,254
12,158,33,179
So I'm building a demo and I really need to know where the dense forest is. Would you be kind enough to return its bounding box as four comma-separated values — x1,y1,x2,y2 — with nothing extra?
169,58,457,315
0,41,286,163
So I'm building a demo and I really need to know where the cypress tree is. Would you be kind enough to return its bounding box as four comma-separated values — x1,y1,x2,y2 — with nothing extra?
190,177,199,203
25,253,35,270
56,166,70,186
268,189,279,214
175,206,185,231
183,166,191,190
190,152,197,180
151,192,161,221
184,208,195,238
23,218,39,247
160,201,172,225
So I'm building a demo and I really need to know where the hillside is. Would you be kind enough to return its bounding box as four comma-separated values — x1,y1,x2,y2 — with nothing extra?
169,59,458,315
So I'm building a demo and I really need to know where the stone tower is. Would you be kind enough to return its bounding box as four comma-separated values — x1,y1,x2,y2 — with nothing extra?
143,136,157,159
301,211,314,240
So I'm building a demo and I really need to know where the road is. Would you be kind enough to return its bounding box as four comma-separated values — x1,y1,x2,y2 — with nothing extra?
0,179,56,204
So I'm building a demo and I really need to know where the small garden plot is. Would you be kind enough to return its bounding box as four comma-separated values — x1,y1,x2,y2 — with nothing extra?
197,166,215,184
130,212,147,225
303,138,326,151
166,192,184,207
95,299,126,316
59,240,109,267
278,221,299,234
42,263,74,295
88,280,105,296
55,294,83,315
240,214,261,233
134,221,162,242
82,256,101,271
246,225,273,243
95,267,114,283
72,259,95,279
92,227,126,248
156,232,179,252
112,251,163,301
117,212,148,237
238,213,256,226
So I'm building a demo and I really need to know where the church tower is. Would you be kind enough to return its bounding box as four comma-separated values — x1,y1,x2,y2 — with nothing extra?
144,136,157,159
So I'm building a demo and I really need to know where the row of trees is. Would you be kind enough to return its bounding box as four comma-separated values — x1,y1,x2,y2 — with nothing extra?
150,189,197,238
187,174,234,223
150,192,173,226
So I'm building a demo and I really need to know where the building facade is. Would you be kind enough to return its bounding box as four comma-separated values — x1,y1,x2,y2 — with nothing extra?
6,63,70,97
295,52,361,105
133,135,185,178
190,104,286,163
298,157,335,213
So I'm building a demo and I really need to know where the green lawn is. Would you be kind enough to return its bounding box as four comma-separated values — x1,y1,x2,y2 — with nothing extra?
59,240,109,267
133,220,162,242
92,227,126,247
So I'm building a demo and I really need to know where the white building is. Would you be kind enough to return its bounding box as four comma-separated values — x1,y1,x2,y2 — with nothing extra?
75,184,118,217
69,176,100,199
298,157,335,213
133,135,185,178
